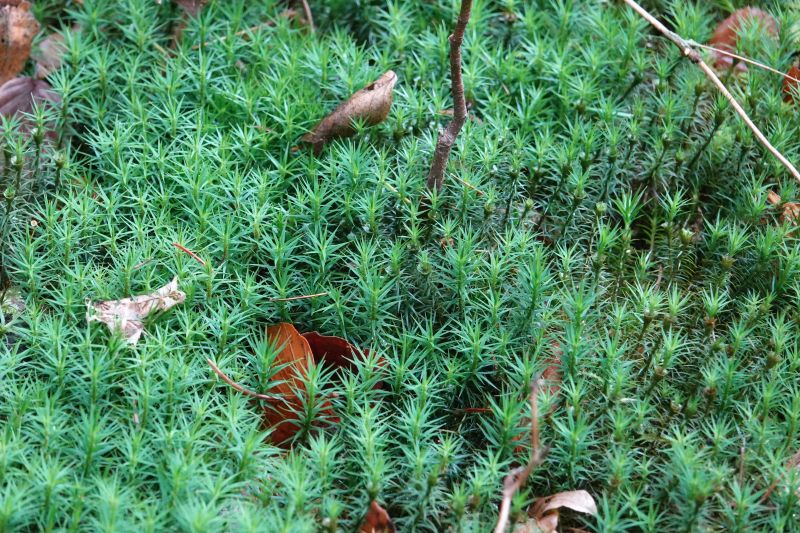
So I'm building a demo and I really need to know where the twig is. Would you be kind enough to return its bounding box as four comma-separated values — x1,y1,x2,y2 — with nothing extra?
172,242,207,267
206,358,284,403
299,0,315,32
451,172,485,196
269,291,328,302
426,0,473,192
691,42,800,85
620,0,800,184
494,379,546,533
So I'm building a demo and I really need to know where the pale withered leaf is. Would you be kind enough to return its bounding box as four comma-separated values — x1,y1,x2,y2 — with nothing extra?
86,277,186,345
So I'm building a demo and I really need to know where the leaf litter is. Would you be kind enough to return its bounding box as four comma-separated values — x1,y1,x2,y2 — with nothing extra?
302,70,397,154
86,277,186,344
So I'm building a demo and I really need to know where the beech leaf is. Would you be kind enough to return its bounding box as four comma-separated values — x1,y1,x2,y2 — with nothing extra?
86,277,185,345
302,70,397,154
358,501,395,533
34,31,67,79
0,76,60,116
263,323,338,445
783,64,800,104
709,7,778,72
533,490,598,517
516,490,597,533
767,190,800,226
0,1,38,85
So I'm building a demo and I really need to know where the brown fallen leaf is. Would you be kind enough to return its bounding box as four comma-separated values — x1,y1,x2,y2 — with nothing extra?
86,277,186,345
261,323,342,445
302,70,397,154
175,0,207,17
34,31,67,79
515,490,598,533
0,1,38,86
359,501,395,533
0,76,60,116
767,190,800,226
709,7,778,73
784,64,800,104
210,324,381,446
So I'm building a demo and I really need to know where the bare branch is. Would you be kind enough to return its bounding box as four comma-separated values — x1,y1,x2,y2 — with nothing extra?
426,0,472,192
494,379,546,533
621,0,800,184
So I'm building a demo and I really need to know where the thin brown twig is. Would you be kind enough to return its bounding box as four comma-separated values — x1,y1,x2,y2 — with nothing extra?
172,242,207,267
691,42,800,85
621,0,800,184
206,358,284,403
269,291,328,302
451,172,485,196
426,0,473,192
299,0,315,32
494,378,546,533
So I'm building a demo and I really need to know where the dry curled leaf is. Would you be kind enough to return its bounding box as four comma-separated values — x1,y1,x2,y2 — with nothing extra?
359,501,395,533
86,277,185,345
0,1,39,85
783,64,800,104
0,76,59,116
709,7,778,72
767,190,800,226
34,31,66,79
302,70,397,154
516,490,598,533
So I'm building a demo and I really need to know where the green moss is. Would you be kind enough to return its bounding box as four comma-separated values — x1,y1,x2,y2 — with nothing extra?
1,0,799,531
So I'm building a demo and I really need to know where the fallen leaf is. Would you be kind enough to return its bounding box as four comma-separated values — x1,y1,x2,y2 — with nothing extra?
783,64,800,104
0,1,39,85
766,190,800,225
709,7,778,72
302,70,397,154
175,0,207,17
215,323,378,446
541,342,562,399
0,76,60,116
359,501,395,533
86,277,185,344
263,323,318,444
517,490,597,533
34,31,67,79
302,331,387,386
532,490,598,517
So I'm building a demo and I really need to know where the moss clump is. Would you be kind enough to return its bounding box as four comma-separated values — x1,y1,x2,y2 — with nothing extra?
1,0,799,531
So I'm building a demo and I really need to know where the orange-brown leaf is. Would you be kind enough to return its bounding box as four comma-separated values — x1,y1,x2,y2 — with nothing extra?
783,64,800,104
766,190,800,226
262,323,340,446
302,70,397,154
709,8,778,72
0,1,39,85
266,322,313,395
359,501,395,533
